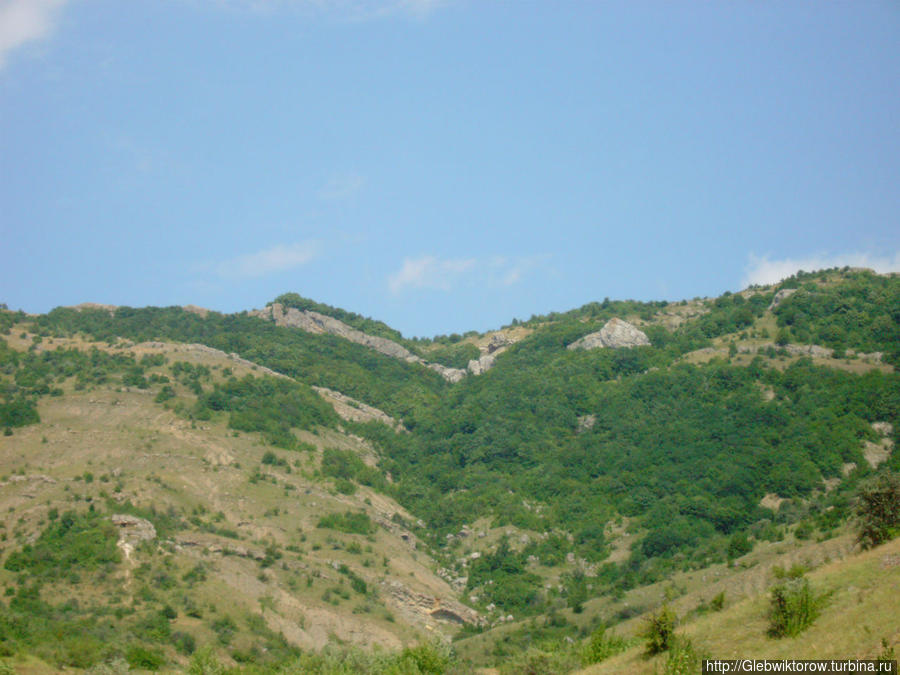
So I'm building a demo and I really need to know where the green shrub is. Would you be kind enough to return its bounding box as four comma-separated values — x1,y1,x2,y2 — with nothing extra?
317,511,375,535
188,646,224,675
855,472,900,549
581,625,628,665
125,645,164,671
663,636,707,675
767,576,823,638
642,606,676,654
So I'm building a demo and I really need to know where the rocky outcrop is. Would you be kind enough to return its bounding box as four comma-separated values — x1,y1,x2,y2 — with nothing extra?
111,514,157,544
426,362,467,383
467,353,496,376
768,288,797,310
251,303,468,382
312,386,403,430
381,580,484,626
567,318,651,351
576,415,597,433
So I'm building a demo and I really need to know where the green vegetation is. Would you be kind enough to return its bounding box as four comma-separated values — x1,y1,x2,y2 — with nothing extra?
32,304,447,421
3,510,120,578
767,571,824,638
317,511,375,535
854,470,900,549
773,269,900,364
201,375,338,448
642,605,676,654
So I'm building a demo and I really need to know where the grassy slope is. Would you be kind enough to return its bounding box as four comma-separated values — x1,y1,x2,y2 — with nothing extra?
581,536,900,673
0,331,470,671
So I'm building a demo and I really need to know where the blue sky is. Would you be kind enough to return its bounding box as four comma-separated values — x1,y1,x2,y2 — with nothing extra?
1,1,898,337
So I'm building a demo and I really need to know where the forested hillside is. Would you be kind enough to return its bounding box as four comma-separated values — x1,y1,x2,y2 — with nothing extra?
0,267,897,673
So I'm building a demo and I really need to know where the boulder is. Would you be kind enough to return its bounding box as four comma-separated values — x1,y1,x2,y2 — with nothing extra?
567,318,650,351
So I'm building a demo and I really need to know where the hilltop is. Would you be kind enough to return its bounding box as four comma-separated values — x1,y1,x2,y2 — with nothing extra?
0,266,897,673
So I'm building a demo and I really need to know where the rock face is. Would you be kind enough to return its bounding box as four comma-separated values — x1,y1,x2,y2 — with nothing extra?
467,353,496,376
251,303,468,382
768,288,797,310
381,580,484,626
111,514,156,544
567,318,650,351
312,386,403,430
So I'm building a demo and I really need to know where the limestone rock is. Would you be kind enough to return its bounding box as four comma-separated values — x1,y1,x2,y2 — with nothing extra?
252,303,469,382
467,353,496,376
768,288,797,310
312,386,403,430
111,514,156,544
567,318,650,351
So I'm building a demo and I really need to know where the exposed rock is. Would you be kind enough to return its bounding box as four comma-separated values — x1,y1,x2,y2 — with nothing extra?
863,422,894,469
111,514,157,543
784,344,833,359
486,334,512,354
0,474,56,488
467,353,496,376
112,514,157,563
381,580,484,626
759,493,786,511
182,304,210,318
768,288,797,310
426,362,467,383
567,318,650,351
312,386,403,430
251,303,468,382
577,415,596,433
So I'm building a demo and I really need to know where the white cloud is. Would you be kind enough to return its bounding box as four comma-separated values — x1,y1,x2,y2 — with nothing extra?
742,251,900,288
388,254,547,294
217,241,319,279
388,255,475,293
0,0,68,70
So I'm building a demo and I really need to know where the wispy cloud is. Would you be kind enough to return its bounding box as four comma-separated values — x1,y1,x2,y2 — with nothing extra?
0,0,68,70
388,254,547,294
216,241,320,279
318,172,366,201
742,251,900,287
388,255,476,293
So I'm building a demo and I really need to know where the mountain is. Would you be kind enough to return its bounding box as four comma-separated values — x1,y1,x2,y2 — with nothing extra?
0,267,897,673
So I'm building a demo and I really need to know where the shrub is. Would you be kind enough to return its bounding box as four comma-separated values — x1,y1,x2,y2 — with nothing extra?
663,636,707,675
317,511,374,535
188,646,224,675
125,645,164,671
643,606,676,654
581,625,628,665
767,576,823,638
855,472,900,549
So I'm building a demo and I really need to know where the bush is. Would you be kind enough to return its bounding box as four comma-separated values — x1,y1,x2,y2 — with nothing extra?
125,645,164,671
643,606,677,654
581,626,628,665
317,511,375,535
188,646,224,675
663,636,707,675
855,472,900,549
767,576,823,638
